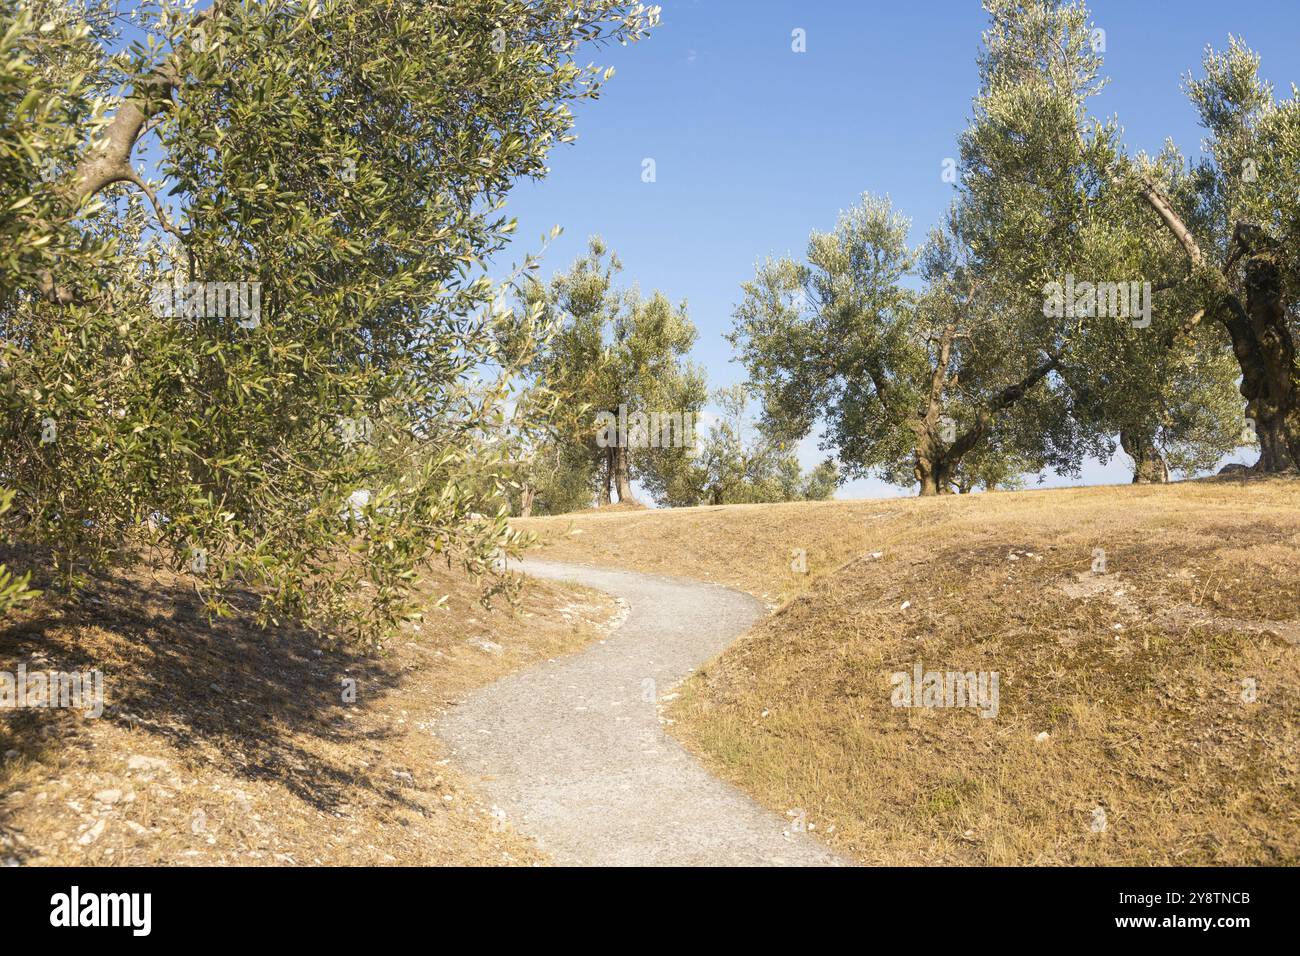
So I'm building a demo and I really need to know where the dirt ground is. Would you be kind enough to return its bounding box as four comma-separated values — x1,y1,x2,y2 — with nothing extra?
0,556,617,866
517,477,1300,864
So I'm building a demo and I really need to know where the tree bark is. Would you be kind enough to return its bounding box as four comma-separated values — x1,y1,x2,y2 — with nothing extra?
613,444,636,503
916,458,941,497
518,487,535,518
1236,249,1299,471
914,451,955,496
1119,429,1169,483
599,447,613,506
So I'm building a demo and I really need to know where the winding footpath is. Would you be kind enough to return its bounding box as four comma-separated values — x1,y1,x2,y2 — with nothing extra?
439,559,844,866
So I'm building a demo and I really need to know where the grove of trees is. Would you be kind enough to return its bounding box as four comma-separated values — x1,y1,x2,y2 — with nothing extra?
509,238,838,514
731,0,1295,494
2,0,1296,642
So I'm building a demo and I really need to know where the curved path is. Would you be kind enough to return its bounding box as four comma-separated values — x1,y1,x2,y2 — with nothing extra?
438,559,844,866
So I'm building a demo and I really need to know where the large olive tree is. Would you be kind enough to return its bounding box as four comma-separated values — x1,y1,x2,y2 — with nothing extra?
1,0,660,640
1121,37,1300,473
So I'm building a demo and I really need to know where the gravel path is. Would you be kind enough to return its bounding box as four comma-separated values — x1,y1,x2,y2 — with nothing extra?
439,558,845,866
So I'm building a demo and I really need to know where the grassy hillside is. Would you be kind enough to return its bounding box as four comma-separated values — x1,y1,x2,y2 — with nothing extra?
0,560,616,866
516,478,1300,864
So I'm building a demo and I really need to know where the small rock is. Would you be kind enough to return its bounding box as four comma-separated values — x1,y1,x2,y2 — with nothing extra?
77,818,106,846
93,789,123,805
126,754,169,773
1035,731,1051,744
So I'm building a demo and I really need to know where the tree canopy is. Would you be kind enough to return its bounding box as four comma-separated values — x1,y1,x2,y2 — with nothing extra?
0,0,660,640
730,0,1271,496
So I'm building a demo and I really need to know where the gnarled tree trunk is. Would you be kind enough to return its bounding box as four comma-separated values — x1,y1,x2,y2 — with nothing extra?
1120,429,1168,483
911,348,1061,497
1234,249,1299,471
914,449,956,496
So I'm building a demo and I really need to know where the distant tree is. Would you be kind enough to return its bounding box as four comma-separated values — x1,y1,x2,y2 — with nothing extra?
949,442,1032,493
509,432,600,517
731,194,1075,496
644,385,838,506
521,238,705,510
798,459,841,501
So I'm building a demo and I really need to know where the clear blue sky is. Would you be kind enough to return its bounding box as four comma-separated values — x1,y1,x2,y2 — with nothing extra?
501,0,1300,499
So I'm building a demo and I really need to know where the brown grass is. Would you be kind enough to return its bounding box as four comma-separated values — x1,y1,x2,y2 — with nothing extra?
0,558,615,866
516,478,1300,865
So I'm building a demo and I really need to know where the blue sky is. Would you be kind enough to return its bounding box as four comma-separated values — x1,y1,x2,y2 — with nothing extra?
501,0,1300,499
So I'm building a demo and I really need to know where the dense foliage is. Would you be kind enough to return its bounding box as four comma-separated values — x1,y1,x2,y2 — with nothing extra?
0,0,659,640
730,0,1272,495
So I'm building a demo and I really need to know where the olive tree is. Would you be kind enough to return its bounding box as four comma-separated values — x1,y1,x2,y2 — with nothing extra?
641,384,839,507
1119,36,1300,473
1,0,660,640
521,237,704,509
731,195,1073,496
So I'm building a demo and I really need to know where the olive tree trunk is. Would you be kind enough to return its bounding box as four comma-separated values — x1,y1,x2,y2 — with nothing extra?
1120,429,1169,484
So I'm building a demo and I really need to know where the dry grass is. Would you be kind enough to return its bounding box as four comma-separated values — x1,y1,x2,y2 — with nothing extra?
517,478,1300,865
0,557,616,866
569,500,648,515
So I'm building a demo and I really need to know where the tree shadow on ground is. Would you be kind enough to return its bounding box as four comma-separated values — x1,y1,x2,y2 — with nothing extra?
0,551,421,860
